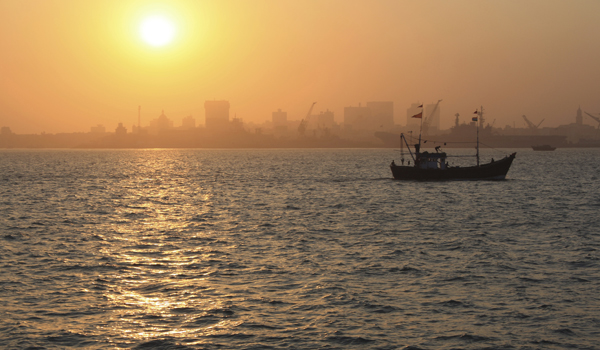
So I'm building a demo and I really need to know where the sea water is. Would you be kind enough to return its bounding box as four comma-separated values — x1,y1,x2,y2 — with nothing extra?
1,148,599,349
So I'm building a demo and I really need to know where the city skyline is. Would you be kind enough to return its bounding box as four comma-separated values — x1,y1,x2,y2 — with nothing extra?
1,0,600,134
3,99,597,136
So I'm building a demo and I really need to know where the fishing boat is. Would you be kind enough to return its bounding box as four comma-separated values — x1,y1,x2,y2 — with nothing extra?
532,145,556,151
390,106,516,180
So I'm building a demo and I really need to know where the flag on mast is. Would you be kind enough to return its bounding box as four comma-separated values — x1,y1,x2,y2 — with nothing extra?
472,110,478,121
412,112,423,119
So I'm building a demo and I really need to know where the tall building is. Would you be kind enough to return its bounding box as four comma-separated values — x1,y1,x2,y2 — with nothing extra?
205,100,230,130
272,109,287,131
366,101,394,129
344,103,371,130
115,123,127,136
317,110,335,129
344,101,393,131
231,116,244,132
0,126,13,136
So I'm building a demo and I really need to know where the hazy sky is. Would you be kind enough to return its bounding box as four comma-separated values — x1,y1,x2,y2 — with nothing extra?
1,0,599,134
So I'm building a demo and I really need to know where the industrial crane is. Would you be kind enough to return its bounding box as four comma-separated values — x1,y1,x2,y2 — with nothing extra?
584,111,600,129
422,99,442,135
307,101,317,118
522,115,544,129
298,102,316,136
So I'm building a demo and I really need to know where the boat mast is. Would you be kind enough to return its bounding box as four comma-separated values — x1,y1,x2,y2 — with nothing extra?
418,104,424,148
475,106,483,166
400,133,404,164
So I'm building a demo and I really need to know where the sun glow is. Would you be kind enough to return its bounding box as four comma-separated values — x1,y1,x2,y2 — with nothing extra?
140,15,176,47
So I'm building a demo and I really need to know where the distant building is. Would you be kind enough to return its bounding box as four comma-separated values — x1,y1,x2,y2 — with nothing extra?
344,103,371,130
181,115,196,130
344,101,393,130
90,124,106,134
205,100,230,130
231,116,245,133
367,101,394,129
272,109,288,132
1,126,13,136
149,110,173,134
317,110,335,129
115,123,127,136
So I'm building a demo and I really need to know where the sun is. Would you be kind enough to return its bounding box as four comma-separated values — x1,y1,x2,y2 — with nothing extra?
139,15,176,47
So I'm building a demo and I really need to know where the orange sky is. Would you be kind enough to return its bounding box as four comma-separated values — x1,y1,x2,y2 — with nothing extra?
1,0,600,134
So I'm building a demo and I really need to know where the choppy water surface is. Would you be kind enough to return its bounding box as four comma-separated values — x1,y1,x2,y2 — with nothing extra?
1,148,599,349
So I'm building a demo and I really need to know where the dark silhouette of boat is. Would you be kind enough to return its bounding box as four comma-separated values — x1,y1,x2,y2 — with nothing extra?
390,148,516,180
390,106,516,180
532,145,556,151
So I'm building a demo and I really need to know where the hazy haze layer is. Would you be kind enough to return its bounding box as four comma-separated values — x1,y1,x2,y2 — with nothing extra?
1,0,599,133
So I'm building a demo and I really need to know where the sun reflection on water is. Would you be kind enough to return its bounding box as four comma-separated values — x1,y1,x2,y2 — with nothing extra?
95,152,236,342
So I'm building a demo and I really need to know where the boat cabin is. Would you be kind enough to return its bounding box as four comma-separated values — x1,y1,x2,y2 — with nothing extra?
416,151,448,170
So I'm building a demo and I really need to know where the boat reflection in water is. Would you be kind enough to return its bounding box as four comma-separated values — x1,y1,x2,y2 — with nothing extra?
391,106,516,180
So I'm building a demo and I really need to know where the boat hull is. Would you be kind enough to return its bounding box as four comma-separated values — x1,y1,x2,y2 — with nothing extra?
391,153,516,180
